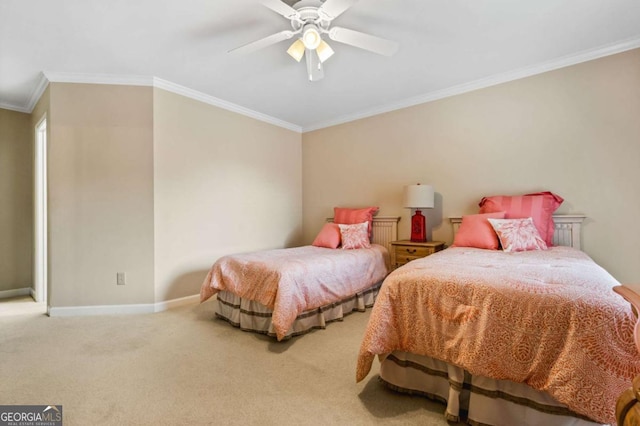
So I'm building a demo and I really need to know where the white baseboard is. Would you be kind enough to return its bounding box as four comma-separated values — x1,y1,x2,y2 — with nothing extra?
0,287,32,300
48,294,200,317
153,294,200,312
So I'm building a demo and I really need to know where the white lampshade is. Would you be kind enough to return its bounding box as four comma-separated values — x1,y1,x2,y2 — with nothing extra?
403,184,434,208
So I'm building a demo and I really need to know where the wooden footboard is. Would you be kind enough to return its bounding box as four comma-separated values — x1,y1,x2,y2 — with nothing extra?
613,285,640,425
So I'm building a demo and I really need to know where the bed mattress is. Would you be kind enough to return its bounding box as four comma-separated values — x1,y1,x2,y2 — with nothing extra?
201,244,389,340
356,246,640,424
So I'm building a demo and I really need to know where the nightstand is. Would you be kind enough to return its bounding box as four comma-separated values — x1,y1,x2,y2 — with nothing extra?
390,240,445,269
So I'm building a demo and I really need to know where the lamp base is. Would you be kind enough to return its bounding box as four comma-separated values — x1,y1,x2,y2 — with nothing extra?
410,210,427,242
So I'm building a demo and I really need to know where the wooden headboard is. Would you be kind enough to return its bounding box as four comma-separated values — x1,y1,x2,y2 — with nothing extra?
327,216,400,254
449,214,586,250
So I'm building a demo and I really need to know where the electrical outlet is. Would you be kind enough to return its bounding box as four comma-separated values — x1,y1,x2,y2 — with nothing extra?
117,272,126,286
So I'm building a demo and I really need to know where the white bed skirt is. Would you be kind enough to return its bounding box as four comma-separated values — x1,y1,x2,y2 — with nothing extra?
214,281,382,340
379,351,602,426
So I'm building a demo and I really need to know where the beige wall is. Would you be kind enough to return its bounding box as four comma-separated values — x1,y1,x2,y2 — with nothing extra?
3,82,302,308
302,48,640,283
48,83,155,306
152,88,302,302
4,47,636,308
0,108,32,293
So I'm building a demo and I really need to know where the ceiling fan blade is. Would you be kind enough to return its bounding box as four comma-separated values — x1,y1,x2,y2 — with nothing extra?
305,49,324,82
328,26,398,56
317,0,359,20
228,30,295,54
261,0,300,20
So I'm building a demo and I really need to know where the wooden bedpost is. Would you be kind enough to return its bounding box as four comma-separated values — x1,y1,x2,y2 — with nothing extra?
613,285,640,425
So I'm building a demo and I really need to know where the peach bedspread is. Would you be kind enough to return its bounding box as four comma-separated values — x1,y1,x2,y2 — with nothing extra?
201,245,388,340
356,246,640,424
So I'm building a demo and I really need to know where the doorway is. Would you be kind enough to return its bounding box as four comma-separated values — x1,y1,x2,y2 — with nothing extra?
34,116,47,306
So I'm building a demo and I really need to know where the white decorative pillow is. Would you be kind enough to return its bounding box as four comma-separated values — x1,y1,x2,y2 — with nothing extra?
338,222,371,250
487,217,548,253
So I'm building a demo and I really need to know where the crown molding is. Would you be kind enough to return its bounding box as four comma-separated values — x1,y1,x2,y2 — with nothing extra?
0,102,30,113
27,72,302,133
24,72,51,113
9,36,640,134
152,77,302,133
43,71,154,87
0,72,49,113
301,36,640,132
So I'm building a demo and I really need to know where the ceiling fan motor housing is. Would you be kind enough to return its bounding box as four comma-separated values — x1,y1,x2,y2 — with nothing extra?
290,0,330,32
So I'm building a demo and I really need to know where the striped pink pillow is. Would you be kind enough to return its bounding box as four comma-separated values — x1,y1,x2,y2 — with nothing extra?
479,192,563,246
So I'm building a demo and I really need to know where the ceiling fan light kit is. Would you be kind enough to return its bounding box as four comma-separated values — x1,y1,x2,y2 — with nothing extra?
230,0,398,81
316,39,334,62
286,39,306,62
302,24,322,49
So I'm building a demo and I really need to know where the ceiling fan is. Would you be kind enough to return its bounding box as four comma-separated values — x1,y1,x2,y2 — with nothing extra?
229,0,399,81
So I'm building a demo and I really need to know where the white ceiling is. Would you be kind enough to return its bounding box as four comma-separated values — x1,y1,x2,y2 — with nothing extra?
2,0,640,132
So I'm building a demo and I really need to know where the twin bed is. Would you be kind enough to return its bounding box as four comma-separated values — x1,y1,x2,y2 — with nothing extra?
200,203,639,426
356,215,640,426
200,216,399,340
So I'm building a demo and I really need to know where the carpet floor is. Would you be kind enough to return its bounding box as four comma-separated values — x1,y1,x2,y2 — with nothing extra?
0,296,456,425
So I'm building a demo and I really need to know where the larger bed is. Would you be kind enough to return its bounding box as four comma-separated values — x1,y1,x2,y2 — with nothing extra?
201,216,399,340
356,215,640,426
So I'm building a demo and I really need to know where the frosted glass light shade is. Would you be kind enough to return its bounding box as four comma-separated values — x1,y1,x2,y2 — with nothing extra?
302,26,321,49
287,39,305,62
403,184,435,208
316,40,334,63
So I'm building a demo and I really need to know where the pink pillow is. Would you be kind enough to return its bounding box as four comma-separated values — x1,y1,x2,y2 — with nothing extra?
452,212,506,249
312,223,341,249
487,218,548,252
479,191,563,246
338,222,371,249
334,206,379,239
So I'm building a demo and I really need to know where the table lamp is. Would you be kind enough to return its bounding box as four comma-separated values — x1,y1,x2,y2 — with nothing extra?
403,184,435,242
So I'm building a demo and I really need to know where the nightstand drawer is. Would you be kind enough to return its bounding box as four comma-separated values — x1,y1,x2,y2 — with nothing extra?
396,255,425,266
390,240,445,269
394,246,434,258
